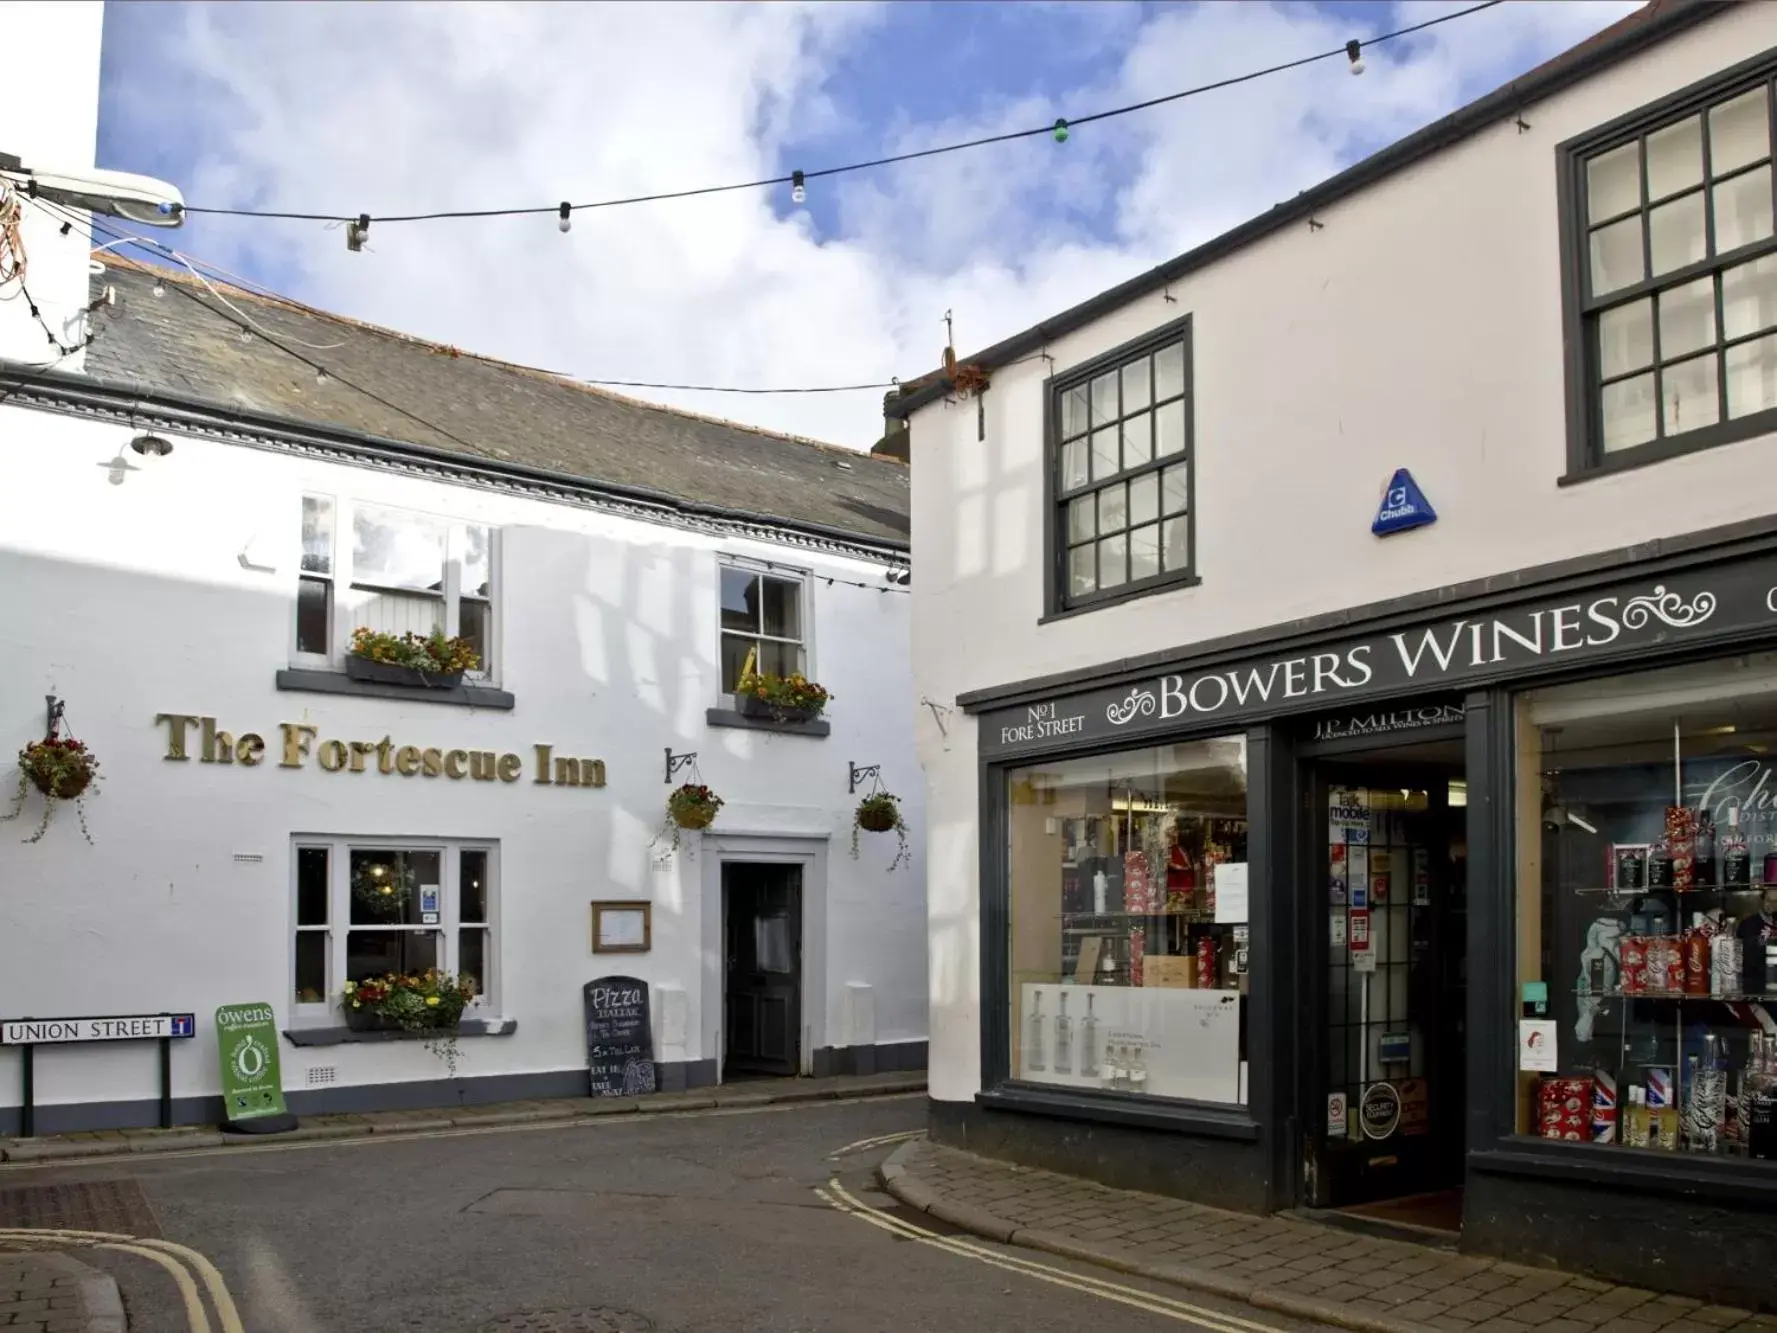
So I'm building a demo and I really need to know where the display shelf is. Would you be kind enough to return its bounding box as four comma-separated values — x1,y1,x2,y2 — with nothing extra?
1060,909,1221,922
1573,884,1767,896
1577,989,1777,1002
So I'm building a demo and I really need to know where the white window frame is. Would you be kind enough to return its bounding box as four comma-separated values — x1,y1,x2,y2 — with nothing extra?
291,494,500,684
717,556,814,704
289,835,499,1024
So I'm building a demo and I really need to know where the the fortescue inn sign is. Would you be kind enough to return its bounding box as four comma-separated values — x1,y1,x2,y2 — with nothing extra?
979,564,1777,757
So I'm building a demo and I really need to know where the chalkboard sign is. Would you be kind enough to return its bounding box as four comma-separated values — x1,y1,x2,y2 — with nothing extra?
583,975,655,1099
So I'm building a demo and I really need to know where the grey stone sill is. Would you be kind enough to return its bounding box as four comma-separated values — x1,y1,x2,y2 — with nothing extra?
282,1017,517,1047
276,668,516,711
705,707,831,737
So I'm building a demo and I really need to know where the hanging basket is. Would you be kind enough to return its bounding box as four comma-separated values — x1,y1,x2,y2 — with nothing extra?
856,792,900,833
26,752,95,799
351,861,417,917
668,784,723,830
7,735,101,845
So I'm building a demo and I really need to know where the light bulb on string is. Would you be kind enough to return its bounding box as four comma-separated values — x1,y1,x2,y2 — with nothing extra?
558,202,572,234
1346,40,1365,75
315,367,329,385
151,275,166,298
791,170,806,205
1053,119,1069,143
238,327,252,344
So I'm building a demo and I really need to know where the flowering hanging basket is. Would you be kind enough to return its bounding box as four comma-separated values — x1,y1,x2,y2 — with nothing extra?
6,735,101,844
668,783,723,830
351,860,417,918
852,791,911,871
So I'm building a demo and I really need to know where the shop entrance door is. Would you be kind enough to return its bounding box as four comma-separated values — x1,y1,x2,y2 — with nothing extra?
1303,744,1467,1230
723,863,803,1078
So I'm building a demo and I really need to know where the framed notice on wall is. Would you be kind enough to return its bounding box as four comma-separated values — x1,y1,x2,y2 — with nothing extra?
591,901,652,954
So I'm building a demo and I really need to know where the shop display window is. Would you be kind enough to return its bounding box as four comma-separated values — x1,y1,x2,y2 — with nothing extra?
1006,737,1249,1103
1517,654,1777,1159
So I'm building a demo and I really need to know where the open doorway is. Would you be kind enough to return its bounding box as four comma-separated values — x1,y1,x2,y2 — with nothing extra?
722,863,803,1079
1303,735,1468,1237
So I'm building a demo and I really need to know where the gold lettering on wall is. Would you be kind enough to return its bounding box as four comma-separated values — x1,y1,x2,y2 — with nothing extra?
156,714,605,790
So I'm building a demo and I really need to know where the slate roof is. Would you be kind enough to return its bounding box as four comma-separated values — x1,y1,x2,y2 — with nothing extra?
81,259,909,547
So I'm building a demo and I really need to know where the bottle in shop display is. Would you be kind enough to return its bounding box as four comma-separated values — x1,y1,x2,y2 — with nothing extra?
1646,1068,1680,1149
1685,916,1711,996
1723,807,1752,887
1746,1033,1777,1161
1618,844,1646,890
1623,1086,1650,1149
1054,992,1073,1075
1103,1044,1125,1091
1648,833,1675,890
1126,1044,1148,1094
1079,995,1100,1078
1026,991,1046,1073
1694,811,1717,888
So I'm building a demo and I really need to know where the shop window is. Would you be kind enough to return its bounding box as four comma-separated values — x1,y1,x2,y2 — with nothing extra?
1562,59,1777,474
291,838,497,1016
1517,653,1777,1159
1051,316,1194,613
718,561,808,693
1007,736,1249,1104
295,494,495,677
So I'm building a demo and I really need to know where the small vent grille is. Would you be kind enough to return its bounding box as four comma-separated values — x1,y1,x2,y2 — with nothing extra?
306,1066,337,1086
232,853,263,863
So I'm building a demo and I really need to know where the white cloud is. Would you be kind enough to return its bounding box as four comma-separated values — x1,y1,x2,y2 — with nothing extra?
101,0,1641,448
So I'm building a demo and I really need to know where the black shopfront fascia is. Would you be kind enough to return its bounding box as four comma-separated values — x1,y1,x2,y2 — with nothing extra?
965,522,1777,1235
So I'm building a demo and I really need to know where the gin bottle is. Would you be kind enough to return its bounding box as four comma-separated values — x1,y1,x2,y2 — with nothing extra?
1103,1043,1124,1091
1054,992,1074,1075
1025,991,1046,1073
1126,1044,1149,1095
1694,810,1717,888
1723,807,1752,887
1079,994,1100,1078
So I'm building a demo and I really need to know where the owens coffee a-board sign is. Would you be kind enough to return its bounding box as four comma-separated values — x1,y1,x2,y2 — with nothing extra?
215,1003,296,1134
584,976,655,1098
980,561,1777,756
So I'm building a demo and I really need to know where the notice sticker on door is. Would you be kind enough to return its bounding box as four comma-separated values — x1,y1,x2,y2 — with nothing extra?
1518,1019,1559,1072
1327,1091,1348,1139
1331,912,1347,946
1348,907,1371,952
420,884,441,925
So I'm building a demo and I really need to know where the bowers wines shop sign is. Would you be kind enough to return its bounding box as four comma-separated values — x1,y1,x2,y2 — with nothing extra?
982,564,1775,756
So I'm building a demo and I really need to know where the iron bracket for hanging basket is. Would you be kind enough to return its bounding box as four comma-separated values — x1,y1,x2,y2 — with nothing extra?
849,762,880,795
665,748,698,785
45,695,64,740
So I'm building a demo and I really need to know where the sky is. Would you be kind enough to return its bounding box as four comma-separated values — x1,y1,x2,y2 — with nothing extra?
95,0,1642,450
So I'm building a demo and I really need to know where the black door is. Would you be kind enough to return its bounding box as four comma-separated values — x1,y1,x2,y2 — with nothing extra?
1304,760,1467,1213
724,863,802,1077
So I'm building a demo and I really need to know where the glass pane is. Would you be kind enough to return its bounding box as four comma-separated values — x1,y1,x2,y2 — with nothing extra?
1097,482,1128,534
1648,192,1706,277
1162,515,1191,572
1598,299,1654,378
760,576,801,640
349,849,441,926
1005,736,1248,1101
295,933,326,1005
300,495,333,575
1154,342,1186,401
755,916,794,973
1726,333,1777,419
459,524,491,600
1515,657,1777,1149
1121,359,1151,414
458,599,489,673
1161,464,1189,516
1646,114,1702,199
1710,87,1771,177
346,930,438,984
1589,215,1645,295
757,639,802,677
1090,371,1118,426
1586,141,1641,221
297,846,329,926
1129,523,1160,582
1600,373,1657,452
459,928,487,997
1724,254,1777,339
296,577,330,656
460,850,488,924
720,633,756,692
353,505,447,592
1155,398,1186,458
1714,164,1774,254
1061,384,1089,440
1061,439,1089,492
1128,472,1158,527
1097,533,1127,589
1090,428,1119,482
720,566,759,633
1661,354,1720,436
1657,278,1716,360
1068,543,1095,598
1067,495,1096,544
1120,411,1152,470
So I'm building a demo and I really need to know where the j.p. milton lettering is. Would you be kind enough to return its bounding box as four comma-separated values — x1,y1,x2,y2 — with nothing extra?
155,715,607,788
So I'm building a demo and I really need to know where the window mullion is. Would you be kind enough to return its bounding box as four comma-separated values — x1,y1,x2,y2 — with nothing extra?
333,502,354,663
443,534,462,639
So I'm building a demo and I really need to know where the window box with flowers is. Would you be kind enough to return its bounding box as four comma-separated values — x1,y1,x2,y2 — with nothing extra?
341,970,476,1072
345,627,481,690
734,667,831,726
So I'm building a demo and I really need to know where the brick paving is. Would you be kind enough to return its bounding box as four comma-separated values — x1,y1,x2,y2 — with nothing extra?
0,1249,119,1332
881,1140,1777,1333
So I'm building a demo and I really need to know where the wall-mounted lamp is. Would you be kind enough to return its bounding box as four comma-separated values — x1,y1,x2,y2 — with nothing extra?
883,566,911,586
129,432,173,457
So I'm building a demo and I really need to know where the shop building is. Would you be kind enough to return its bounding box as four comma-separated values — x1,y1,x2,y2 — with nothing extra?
893,0,1777,1307
0,249,925,1126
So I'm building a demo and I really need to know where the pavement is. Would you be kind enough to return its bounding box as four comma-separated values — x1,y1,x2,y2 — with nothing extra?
0,1249,124,1333
0,1089,1345,1333
879,1139,1777,1333
0,1070,928,1163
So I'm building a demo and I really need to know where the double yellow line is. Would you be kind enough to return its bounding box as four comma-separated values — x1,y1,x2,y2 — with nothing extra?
816,1179,1290,1333
0,1228,243,1333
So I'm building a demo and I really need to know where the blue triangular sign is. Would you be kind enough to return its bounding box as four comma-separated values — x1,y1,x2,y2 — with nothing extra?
1371,468,1437,537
